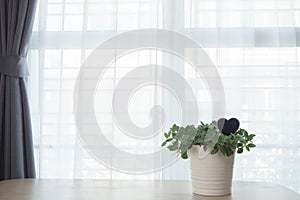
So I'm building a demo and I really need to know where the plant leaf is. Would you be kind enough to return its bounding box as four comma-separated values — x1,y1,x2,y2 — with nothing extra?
246,146,250,151
211,148,219,154
161,138,172,146
248,134,256,141
237,148,243,153
181,151,188,159
248,143,256,148
164,132,169,138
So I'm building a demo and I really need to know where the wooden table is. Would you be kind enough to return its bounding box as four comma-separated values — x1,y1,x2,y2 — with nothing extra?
0,179,299,200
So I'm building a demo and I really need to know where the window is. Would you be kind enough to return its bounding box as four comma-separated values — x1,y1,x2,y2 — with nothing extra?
28,0,300,192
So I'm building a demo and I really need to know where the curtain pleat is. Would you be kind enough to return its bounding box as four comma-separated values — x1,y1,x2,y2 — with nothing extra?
0,0,37,180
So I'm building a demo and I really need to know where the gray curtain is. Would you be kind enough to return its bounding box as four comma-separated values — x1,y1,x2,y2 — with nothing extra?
0,0,37,180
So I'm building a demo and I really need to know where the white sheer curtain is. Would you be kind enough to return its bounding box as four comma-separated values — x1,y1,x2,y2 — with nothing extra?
28,0,300,193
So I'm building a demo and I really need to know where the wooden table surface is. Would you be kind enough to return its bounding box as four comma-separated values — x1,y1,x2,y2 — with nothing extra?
0,179,299,200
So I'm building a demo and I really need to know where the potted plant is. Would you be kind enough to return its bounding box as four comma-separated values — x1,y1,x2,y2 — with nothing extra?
162,118,256,196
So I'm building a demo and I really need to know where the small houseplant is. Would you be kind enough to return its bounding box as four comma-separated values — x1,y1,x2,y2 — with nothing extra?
162,118,256,196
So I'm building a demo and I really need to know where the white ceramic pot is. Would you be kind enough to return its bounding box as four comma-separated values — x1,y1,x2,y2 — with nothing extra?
189,145,234,196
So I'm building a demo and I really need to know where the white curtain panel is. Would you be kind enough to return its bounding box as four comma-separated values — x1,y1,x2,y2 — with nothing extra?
28,0,300,193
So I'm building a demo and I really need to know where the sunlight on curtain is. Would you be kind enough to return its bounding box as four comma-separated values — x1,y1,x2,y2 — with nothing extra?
28,0,300,193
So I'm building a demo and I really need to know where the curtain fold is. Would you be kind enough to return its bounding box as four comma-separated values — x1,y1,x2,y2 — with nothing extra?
0,0,37,180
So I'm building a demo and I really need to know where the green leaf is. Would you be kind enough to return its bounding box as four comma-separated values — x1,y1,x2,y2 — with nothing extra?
248,134,256,141
237,148,243,154
171,131,176,137
248,143,256,148
167,144,177,151
171,124,179,132
244,130,248,137
220,146,226,155
181,151,188,159
176,125,197,153
162,141,167,147
246,146,250,151
228,148,233,156
164,132,169,138
161,138,172,147
211,148,219,154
